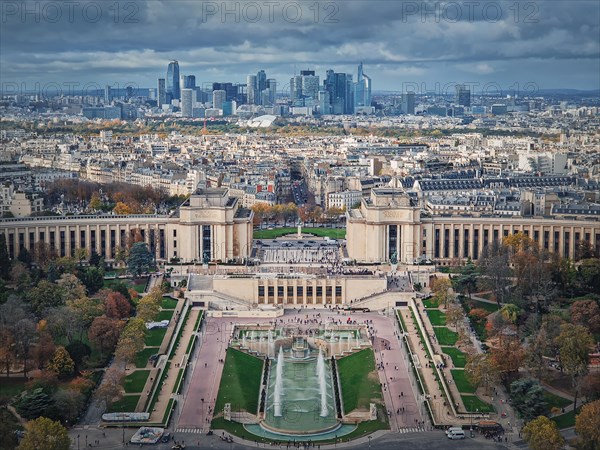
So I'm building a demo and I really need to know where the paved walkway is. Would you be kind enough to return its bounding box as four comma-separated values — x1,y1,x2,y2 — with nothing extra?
148,307,201,423
400,309,450,424
134,299,186,412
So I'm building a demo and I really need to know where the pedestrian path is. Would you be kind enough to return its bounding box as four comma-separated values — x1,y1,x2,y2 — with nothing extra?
176,427,203,434
397,426,426,433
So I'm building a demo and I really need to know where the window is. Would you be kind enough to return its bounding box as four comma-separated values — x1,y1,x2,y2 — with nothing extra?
297,286,304,297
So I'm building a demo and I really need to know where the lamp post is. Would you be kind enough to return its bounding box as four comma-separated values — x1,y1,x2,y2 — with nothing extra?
77,434,80,450
368,435,372,448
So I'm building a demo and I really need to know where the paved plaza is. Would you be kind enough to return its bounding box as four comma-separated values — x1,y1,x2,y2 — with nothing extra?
177,309,424,433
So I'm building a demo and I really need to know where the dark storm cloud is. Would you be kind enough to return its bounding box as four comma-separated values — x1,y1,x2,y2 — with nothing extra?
1,0,598,90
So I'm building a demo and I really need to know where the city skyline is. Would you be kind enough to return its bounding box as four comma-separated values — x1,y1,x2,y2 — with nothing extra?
1,1,599,91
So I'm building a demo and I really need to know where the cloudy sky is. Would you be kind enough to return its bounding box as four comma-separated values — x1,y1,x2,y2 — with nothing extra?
1,0,599,94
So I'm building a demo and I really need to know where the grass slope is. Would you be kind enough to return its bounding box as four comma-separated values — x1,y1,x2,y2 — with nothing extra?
337,349,383,414
213,348,263,416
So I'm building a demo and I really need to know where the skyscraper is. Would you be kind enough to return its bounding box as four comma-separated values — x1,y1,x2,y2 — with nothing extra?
104,85,111,104
181,88,195,117
354,63,372,109
290,75,303,104
257,70,267,103
213,90,226,110
455,85,471,107
247,75,257,105
167,60,180,101
183,75,196,89
401,92,415,114
300,70,319,102
157,78,166,108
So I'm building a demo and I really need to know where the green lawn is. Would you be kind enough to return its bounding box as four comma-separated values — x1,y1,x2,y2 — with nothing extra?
124,370,150,393
213,348,263,415
135,347,160,368
451,369,476,394
551,406,582,429
461,395,495,413
337,349,383,414
422,297,439,309
161,297,178,309
544,390,572,410
103,277,148,294
254,227,345,239
427,310,446,326
157,309,175,321
107,394,141,413
442,347,467,368
144,328,167,347
463,298,500,314
434,327,459,346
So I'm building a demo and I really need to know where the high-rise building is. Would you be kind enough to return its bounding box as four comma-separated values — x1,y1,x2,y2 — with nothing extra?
401,92,415,114
181,88,195,117
183,75,196,89
157,78,166,108
266,79,277,105
318,90,331,115
257,70,267,101
300,70,320,102
455,85,471,107
104,85,111,104
167,60,181,101
290,75,303,104
324,71,354,114
212,90,226,110
354,63,372,110
247,75,257,105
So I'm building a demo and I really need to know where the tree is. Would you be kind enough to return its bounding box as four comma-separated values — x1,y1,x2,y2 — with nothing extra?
0,234,10,279
47,346,75,379
49,388,84,424
478,241,511,306
127,242,153,276
490,332,525,382
15,388,52,419
67,296,103,328
136,297,160,323
103,291,131,319
499,304,520,325
26,280,65,316
95,366,124,407
89,192,102,210
452,259,477,299
430,277,453,308
56,273,86,302
509,379,547,421
79,267,104,294
17,417,70,450
115,318,146,369
570,299,600,334
556,323,594,413
579,258,600,293
112,201,132,215
522,416,564,450
575,399,600,450
65,341,91,370
446,303,463,331
13,318,37,377
464,353,500,395
88,316,123,357
32,241,58,269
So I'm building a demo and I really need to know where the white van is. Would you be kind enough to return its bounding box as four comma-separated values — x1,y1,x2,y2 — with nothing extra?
446,427,463,437
447,429,466,440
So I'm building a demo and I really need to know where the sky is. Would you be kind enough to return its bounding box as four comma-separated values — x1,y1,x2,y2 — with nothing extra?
1,0,599,95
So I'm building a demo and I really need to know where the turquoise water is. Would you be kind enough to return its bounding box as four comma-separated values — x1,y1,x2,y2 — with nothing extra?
263,351,339,434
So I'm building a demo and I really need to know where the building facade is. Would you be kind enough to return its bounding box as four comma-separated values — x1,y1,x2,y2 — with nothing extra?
0,189,253,263
346,188,600,264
